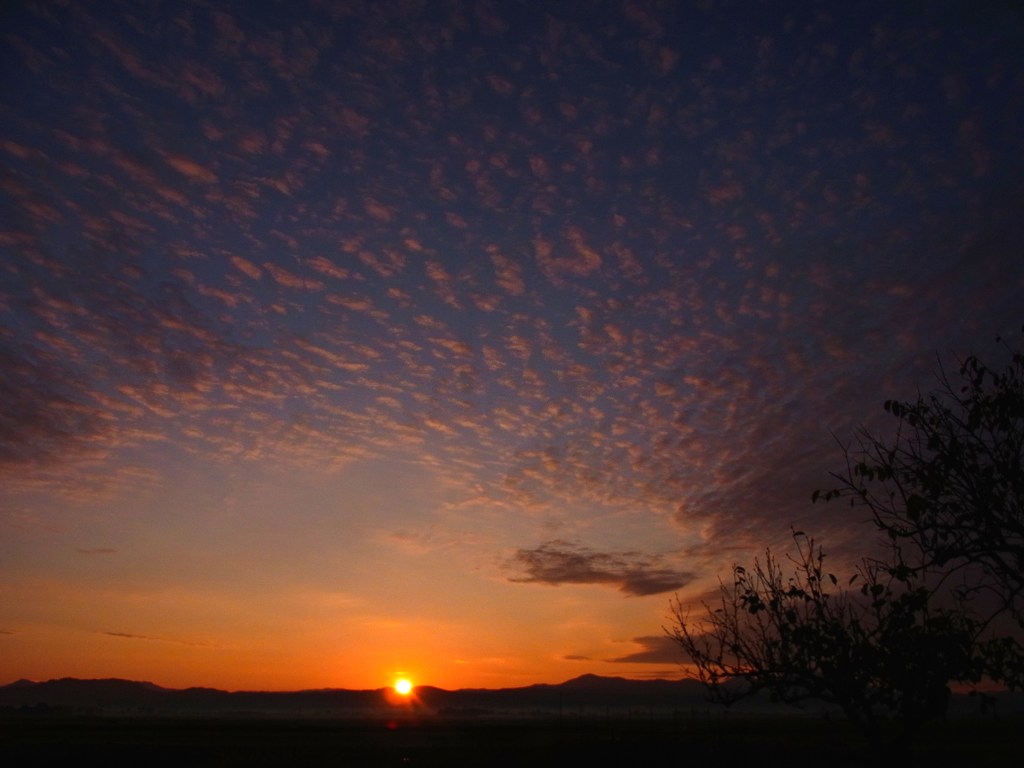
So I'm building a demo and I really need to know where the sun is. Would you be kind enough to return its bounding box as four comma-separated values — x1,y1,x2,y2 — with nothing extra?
394,677,413,696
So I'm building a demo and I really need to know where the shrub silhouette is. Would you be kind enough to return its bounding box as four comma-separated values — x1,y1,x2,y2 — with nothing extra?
668,531,980,750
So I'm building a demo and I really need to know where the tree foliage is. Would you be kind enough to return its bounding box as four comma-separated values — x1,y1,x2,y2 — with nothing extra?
816,336,1024,626
668,533,980,748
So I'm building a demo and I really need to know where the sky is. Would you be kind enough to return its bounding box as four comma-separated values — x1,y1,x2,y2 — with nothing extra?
1,0,1023,692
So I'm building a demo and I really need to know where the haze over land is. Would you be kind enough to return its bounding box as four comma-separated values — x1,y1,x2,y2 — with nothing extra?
2,0,1022,691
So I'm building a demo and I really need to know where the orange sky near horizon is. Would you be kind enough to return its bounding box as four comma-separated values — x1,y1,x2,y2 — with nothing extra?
2,502,687,691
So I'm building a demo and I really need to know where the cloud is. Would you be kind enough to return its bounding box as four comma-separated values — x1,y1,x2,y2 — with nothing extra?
230,255,263,280
607,635,684,664
533,232,604,285
76,547,117,555
509,540,692,596
160,151,218,184
263,262,323,291
103,631,210,647
0,339,108,468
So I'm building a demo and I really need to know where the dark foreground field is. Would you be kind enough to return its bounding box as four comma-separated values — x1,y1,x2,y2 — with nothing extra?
1,714,1019,767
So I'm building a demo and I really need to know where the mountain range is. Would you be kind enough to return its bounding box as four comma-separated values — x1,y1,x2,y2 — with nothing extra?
3,675,1017,719
0,674,721,717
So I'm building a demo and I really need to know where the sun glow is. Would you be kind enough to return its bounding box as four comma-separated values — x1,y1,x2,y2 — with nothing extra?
394,677,413,696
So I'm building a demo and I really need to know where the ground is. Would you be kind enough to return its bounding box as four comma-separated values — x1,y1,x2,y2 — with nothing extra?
1,713,1019,767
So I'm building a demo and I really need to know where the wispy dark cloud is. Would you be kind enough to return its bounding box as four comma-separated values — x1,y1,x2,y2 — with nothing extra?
76,548,117,555
607,636,684,664
103,631,210,647
509,541,693,596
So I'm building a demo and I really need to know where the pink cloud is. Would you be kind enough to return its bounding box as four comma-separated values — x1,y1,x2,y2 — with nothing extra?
161,152,218,184
230,255,263,280
263,262,324,291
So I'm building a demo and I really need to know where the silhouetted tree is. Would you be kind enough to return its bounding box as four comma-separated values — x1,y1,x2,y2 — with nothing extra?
820,340,1023,612
669,332,1024,749
667,532,980,750
816,332,1024,683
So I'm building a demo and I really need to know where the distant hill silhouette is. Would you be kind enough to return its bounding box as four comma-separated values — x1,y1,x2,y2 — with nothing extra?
1,675,1017,719
0,675,714,717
